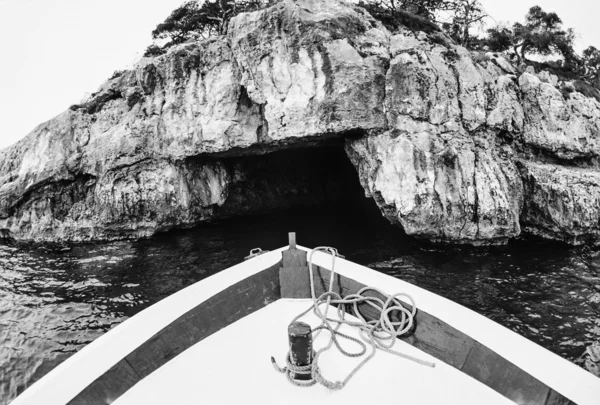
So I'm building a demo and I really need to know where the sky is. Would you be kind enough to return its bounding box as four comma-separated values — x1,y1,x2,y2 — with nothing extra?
0,0,185,150
0,0,598,151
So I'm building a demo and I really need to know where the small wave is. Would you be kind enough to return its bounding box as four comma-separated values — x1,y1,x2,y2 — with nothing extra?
75,256,109,264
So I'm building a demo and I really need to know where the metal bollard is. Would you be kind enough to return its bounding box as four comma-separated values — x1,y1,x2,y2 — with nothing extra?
288,321,313,380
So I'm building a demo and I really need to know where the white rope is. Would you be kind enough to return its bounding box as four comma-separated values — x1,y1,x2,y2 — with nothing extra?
272,247,435,389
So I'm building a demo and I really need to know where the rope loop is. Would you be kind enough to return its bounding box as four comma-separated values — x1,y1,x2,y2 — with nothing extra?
273,246,435,389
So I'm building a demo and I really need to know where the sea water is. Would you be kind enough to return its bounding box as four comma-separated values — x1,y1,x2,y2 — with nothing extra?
1,207,599,403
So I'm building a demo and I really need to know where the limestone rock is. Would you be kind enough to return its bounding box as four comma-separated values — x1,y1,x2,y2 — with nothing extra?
0,0,390,242
2,0,600,245
518,73,600,159
519,161,600,244
487,53,516,74
346,126,522,245
536,70,558,87
1,159,230,242
229,0,389,139
361,31,523,244
487,75,525,133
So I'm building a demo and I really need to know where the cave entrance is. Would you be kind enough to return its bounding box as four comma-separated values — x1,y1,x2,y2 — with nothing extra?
212,144,392,237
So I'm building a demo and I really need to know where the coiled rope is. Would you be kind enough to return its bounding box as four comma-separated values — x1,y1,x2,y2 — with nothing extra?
272,247,435,389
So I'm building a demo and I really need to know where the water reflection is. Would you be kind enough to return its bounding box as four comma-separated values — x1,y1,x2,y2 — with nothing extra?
0,207,599,403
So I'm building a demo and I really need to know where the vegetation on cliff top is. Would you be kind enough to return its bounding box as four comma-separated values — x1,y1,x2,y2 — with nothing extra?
142,0,599,93
144,0,274,56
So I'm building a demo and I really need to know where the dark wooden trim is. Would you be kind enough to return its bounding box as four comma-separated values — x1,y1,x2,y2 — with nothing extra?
68,262,281,405
461,341,550,404
545,389,573,405
279,261,575,405
66,359,140,405
280,246,311,299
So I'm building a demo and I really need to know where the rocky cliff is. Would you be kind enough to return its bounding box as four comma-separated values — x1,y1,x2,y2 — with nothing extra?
1,0,600,245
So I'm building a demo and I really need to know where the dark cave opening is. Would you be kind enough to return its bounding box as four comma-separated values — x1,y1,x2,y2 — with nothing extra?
169,143,413,253
204,144,397,236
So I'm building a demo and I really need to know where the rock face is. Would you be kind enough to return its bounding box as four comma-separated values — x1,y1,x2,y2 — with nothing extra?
346,129,523,245
519,162,600,244
1,0,600,245
346,35,525,244
518,73,600,160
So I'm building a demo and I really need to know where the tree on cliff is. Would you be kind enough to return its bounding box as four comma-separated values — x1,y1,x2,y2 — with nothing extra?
510,6,576,64
582,46,600,86
484,24,514,52
357,0,453,22
441,0,487,46
356,0,463,34
357,0,489,45
145,0,269,56
403,0,455,20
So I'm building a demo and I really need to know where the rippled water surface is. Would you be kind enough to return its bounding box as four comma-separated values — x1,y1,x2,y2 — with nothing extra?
1,206,599,403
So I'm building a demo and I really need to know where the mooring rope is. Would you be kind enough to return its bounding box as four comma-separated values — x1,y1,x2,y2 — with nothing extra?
272,247,435,389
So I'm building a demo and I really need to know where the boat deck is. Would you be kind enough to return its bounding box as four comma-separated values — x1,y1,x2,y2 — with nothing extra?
114,299,513,405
